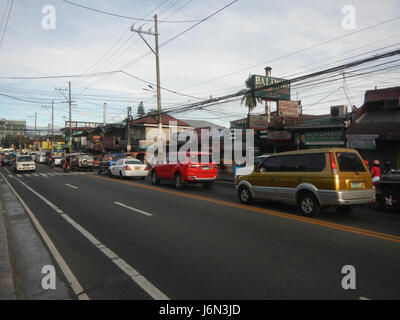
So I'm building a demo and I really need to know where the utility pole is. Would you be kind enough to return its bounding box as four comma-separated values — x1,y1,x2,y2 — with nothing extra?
265,67,272,126
131,15,163,154
56,84,74,152
103,103,107,126
68,81,72,152
51,100,54,143
126,107,132,152
34,112,37,139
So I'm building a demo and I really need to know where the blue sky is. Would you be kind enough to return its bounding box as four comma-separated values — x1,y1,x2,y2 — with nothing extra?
1,0,400,129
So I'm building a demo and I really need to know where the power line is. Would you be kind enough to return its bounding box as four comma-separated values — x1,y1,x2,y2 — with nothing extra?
0,0,13,50
58,0,202,23
179,14,400,91
79,0,239,91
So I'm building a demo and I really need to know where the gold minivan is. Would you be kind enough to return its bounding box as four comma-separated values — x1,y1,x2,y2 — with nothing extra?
236,148,375,216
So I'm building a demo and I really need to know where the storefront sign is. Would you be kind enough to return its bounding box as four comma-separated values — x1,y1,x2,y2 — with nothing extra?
249,75,291,101
347,135,378,149
296,129,344,145
267,130,292,141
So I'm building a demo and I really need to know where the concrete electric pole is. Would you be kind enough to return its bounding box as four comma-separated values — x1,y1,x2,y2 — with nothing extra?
265,67,272,126
126,107,132,152
103,103,107,126
131,15,163,153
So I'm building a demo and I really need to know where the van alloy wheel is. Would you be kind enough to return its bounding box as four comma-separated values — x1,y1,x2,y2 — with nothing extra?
238,186,253,204
298,193,320,217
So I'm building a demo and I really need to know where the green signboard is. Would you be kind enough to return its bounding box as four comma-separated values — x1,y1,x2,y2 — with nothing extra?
295,129,345,146
249,75,291,101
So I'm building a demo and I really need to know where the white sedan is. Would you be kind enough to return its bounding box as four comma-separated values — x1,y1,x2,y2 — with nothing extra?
109,158,149,179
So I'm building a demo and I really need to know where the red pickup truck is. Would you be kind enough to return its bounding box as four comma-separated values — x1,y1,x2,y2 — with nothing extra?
150,152,218,189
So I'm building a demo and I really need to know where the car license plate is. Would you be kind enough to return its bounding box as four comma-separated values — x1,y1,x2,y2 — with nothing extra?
351,182,362,189
135,167,140,170
202,167,210,170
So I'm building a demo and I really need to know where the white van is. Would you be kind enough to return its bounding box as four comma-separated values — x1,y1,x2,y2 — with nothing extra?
14,155,36,173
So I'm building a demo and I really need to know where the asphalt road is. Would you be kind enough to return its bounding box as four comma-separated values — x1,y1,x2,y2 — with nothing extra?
1,164,399,300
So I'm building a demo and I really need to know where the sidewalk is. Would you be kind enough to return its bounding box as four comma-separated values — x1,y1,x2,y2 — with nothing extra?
0,199,15,300
0,173,73,300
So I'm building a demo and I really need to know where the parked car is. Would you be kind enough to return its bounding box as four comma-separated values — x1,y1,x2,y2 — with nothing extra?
14,155,36,173
234,154,270,184
376,169,400,210
109,158,148,179
236,148,375,217
98,153,126,174
63,153,94,171
150,152,218,189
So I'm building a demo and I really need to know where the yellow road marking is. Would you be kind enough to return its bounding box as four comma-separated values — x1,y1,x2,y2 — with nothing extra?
90,175,400,244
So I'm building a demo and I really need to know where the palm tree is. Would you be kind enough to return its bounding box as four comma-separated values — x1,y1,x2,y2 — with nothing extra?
241,77,259,128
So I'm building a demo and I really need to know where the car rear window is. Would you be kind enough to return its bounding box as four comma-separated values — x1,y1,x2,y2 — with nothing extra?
126,160,142,165
336,152,366,172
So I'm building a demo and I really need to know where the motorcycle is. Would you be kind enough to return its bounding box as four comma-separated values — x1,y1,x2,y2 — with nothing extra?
63,158,71,173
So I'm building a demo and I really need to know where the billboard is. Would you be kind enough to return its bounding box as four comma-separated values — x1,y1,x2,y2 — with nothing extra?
41,141,51,150
249,75,291,101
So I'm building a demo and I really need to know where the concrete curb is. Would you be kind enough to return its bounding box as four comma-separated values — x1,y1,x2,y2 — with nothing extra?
0,193,16,300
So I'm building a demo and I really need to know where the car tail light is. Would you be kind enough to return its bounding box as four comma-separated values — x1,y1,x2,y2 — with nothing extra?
144,166,149,170
329,153,338,175
125,166,131,171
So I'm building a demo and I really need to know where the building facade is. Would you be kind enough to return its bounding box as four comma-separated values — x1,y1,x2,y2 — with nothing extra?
0,119,26,143
345,86,400,169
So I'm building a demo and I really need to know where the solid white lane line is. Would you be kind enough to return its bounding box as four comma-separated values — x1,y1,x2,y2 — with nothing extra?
65,184,79,190
114,202,153,217
0,172,89,300
60,214,167,300
9,176,168,300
